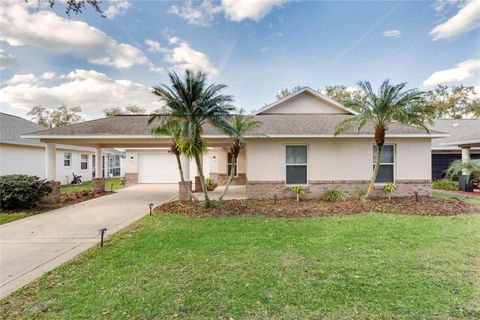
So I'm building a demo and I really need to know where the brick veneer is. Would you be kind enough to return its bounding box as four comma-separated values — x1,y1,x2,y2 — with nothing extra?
43,181,61,203
247,180,432,199
212,173,247,186
124,173,138,186
179,181,192,201
92,178,105,192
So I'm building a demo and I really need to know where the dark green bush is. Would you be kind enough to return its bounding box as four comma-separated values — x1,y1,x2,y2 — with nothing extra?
432,179,460,191
322,189,347,202
0,175,52,209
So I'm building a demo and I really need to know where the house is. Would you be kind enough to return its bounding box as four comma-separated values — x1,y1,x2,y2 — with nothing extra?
0,113,125,184
22,87,446,199
428,119,480,179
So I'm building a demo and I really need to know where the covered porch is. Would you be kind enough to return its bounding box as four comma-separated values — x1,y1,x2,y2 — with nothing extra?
37,135,247,201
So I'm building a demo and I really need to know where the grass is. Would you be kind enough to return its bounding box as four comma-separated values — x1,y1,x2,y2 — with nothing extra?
2,203,480,319
60,177,122,193
0,209,40,225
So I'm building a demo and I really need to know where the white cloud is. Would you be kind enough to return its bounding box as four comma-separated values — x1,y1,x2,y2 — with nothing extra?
0,1,151,69
0,69,162,118
144,39,167,53
104,0,130,19
168,0,221,26
221,0,285,22
433,0,462,12
0,49,16,69
423,59,480,88
430,0,480,40
259,46,269,54
164,37,218,76
383,29,401,38
41,72,56,80
169,0,285,25
4,73,39,85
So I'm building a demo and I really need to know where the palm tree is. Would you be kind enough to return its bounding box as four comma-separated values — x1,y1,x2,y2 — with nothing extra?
218,109,262,201
150,70,236,207
335,80,431,198
148,117,198,201
445,160,479,187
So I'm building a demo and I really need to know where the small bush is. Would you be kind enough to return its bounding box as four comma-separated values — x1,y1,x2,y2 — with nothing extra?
0,174,52,209
322,189,347,202
290,186,305,202
383,182,396,200
432,179,460,191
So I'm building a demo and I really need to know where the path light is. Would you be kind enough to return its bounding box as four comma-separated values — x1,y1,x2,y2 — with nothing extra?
149,203,154,216
414,191,419,202
98,228,107,247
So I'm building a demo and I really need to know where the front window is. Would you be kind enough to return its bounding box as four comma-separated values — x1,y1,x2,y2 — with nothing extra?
373,145,395,184
80,154,88,170
286,145,307,185
227,152,238,177
64,153,71,167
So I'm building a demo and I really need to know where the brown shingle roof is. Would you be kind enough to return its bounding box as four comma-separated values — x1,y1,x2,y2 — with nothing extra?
25,114,444,137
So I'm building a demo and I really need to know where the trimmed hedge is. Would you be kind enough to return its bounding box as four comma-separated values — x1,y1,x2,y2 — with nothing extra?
432,179,460,191
0,175,52,209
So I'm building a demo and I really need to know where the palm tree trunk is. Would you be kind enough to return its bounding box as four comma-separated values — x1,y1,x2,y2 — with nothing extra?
174,153,198,202
367,144,382,198
194,153,211,207
218,152,238,201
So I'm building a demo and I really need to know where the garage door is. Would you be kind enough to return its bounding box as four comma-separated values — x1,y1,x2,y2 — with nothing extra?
138,153,179,183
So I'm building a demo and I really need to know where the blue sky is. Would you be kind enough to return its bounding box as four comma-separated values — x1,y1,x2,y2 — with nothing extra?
0,0,479,119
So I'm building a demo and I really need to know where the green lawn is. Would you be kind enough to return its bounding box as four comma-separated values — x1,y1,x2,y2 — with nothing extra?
60,177,122,193
0,210,40,225
2,208,479,318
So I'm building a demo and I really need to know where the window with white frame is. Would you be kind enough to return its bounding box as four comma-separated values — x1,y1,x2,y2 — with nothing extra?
373,144,395,184
80,154,88,170
227,153,237,176
286,145,307,185
64,153,72,167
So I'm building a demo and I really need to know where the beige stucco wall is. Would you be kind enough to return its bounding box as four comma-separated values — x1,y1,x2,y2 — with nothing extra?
246,138,432,183
263,92,350,114
209,148,246,175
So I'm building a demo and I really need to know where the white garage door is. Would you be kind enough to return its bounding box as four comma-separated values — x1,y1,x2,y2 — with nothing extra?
138,153,179,183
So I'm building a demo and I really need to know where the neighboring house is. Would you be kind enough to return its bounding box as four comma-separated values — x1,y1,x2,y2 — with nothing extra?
428,119,480,179
23,87,446,198
0,113,125,184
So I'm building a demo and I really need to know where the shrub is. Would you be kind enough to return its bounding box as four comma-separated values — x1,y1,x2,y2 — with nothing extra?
205,178,217,191
0,174,52,209
432,179,460,191
383,182,396,200
290,185,305,202
322,189,347,202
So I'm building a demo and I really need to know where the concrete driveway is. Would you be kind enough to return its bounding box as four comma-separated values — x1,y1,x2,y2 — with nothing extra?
0,184,177,299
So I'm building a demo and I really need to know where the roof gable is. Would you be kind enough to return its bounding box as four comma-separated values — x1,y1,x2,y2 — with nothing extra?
254,87,357,115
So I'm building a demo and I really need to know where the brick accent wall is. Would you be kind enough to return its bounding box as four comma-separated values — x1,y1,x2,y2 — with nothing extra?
92,178,105,192
179,181,192,201
247,180,432,199
43,181,61,203
212,173,247,186
124,173,138,186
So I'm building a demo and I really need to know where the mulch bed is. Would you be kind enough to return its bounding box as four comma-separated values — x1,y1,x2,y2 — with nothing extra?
155,196,477,218
59,190,114,204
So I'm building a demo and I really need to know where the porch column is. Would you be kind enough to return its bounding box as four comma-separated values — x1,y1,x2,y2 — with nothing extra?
44,143,60,203
179,156,192,201
461,147,471,175
194,156,203,192
93,147,105,192
45,143,56,181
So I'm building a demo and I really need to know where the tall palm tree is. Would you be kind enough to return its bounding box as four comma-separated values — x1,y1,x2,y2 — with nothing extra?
149,117,198,201
335,80,431,198
149,70,236,207
218,109,262,201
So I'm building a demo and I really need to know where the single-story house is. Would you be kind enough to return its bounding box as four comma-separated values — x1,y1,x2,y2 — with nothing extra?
0,112,125,185
428,119,480,179
22,87,446,199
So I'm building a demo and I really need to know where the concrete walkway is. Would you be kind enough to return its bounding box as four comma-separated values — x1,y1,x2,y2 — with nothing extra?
0,184,177,299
